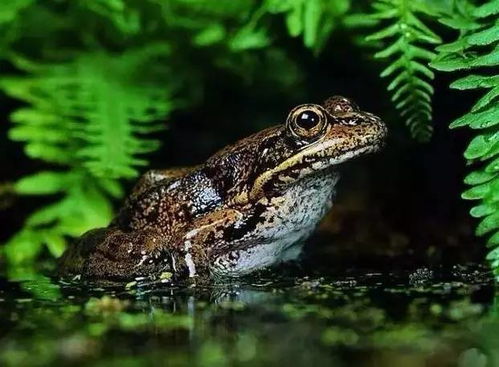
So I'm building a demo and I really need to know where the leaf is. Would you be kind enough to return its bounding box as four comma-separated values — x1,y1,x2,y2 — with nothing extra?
472,86,499,112
473,0,499,18
468,23,499,46
464,133,498,159
43,231,67,258
0,0,34,25
477,211,499,236
285,1,303,37
15,171,69,195
488,231,499,247
450,104,499,129
230,27,270,51
464,170,495,185
264,0,294,13
362,0,439,141
11,48,173,179
450,75,499,90
303,0,321,48
470,203,496,218
486,157,499,173
2,46,176,266
462,179,495,200
79,0,141,35
193,24,226,46
3,230,44,264
471,47,499,68
366,23,399,41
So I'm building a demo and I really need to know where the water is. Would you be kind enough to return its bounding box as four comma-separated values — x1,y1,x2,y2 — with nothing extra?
0,263,497,367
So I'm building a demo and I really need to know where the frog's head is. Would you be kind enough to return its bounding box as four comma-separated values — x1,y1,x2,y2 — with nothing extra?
207,96,387,204
247,96,386,200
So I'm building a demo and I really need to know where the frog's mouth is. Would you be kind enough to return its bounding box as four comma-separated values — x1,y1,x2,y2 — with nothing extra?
249,120,387,203
248,139,384,201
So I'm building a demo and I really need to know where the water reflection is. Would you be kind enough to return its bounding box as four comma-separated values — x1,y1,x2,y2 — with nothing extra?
0,264,498,366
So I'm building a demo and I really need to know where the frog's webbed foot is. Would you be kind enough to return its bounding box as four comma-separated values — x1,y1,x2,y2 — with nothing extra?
58,227,174,281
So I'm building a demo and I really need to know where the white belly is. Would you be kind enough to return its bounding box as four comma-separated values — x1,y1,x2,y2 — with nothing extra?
212,171,339,276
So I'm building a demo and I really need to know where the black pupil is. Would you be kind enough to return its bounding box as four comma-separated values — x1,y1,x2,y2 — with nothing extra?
296,110,320,129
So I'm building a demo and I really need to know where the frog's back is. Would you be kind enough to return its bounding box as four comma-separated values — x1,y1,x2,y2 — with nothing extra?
114,168,225,234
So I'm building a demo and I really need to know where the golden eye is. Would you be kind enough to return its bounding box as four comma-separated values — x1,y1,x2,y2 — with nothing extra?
286,104,328,142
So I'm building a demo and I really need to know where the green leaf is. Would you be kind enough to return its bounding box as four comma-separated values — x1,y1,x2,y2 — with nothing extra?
43,231,67,258
15,171,68,195
468,23,499,46
0,0,34,25
450,104,499,129
230,27,270,51
477,211,499,236
487,231,499,247
464,133,498,159
464,170,496,185
193,24,226,46
285,1,303,37
366,23,399,41
473,0,499,18
450,75,499,90
470,203,496,218
473,47,499,67
264,0,294,13
485,157,499,173
362,0,439,141
4,230,44,264
462,178,499,200
472,86,499,112
303,0,321,48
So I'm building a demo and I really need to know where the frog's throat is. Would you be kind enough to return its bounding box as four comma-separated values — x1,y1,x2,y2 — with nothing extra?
242,142,377,204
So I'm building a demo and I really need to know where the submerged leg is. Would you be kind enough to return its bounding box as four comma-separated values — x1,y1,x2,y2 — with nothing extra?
58,227,173,280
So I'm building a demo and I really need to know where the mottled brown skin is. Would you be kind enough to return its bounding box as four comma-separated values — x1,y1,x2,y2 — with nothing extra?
58,96,387,281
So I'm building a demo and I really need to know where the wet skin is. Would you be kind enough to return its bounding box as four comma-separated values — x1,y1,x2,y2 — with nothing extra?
58,96,387,281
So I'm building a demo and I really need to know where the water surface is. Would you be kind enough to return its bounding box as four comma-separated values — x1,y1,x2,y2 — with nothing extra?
0,263,497,366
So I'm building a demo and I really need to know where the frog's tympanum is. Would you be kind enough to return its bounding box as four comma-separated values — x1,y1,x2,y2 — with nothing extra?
58,96,387,281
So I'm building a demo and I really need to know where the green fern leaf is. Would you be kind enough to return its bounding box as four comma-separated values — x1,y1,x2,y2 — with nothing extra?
432,0,499,278
0,0,34,25
265,0,350,53
362,0,441,142
78,0,140,35
4,47,172,179
1,47,174,264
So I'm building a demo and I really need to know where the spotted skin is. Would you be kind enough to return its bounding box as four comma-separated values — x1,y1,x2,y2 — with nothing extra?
58,96,387,281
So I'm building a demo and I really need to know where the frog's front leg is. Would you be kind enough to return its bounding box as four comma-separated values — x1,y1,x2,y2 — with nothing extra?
172,208,245,278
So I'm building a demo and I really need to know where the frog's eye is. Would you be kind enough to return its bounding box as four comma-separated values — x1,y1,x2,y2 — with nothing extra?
286,104,328,142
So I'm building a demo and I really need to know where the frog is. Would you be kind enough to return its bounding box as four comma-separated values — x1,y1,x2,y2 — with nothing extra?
58,96,387,281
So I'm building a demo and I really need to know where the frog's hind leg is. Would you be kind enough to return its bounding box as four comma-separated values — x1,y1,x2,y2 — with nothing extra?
58,227,172,280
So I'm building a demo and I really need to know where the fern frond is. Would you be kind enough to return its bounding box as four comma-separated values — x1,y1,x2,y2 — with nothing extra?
4,46,172,179
0,46,174,264
0,0,34,25
363,0,441,142
4,170,115,264
77,0,141,35
431,0,499,276
264,0,350,53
